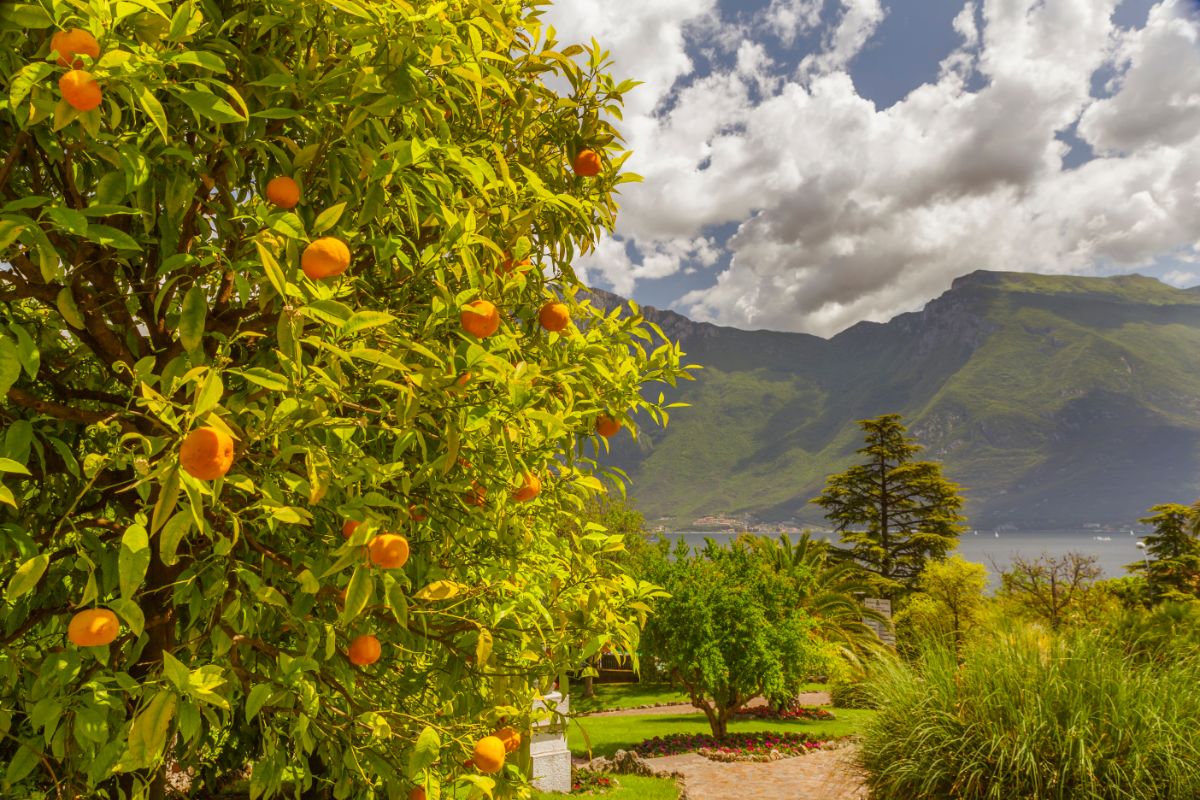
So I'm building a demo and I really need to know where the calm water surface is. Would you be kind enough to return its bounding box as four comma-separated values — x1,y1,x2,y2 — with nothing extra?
659,528,1148,590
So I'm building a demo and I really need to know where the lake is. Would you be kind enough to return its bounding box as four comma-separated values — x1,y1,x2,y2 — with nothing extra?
657,528,1148,590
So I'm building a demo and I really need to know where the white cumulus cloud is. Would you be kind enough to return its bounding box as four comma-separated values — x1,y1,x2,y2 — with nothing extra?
544,0,1200,336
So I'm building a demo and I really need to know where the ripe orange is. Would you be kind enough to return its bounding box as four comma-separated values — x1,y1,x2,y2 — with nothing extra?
495,726,522,753
408,503,427,522
67,608,119,647
301,237,350,280
455,371,473,388
573,149,602,177
472,736,506,774
265,176,300,209
348,634,381,666
408,789,426,800
465,481,487,507
59,70,102,111
513,473,540,503
461,300,500,338
180,426,235,480
51,29,100,68
368,534,410,568
539,302,570,333
342,520,361,539
596,415,622,438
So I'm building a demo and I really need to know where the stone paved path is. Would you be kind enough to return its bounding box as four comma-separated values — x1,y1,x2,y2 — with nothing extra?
645,745,866,800
587,692,832,717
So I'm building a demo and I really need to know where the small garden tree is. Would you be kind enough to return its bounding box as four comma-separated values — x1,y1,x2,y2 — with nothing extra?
639,536,851,737
0,2,687,798
812,414,967,598
1000,552,1109,630
895,555,987,657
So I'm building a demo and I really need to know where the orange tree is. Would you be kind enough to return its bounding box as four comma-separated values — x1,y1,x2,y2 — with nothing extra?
0,2,688,798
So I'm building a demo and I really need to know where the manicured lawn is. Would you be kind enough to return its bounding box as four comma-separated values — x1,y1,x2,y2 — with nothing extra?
567,708,876,759
570,682,690,714
532,774,680,799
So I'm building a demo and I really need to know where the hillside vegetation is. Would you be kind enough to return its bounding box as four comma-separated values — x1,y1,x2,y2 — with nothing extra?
601,271,1200,527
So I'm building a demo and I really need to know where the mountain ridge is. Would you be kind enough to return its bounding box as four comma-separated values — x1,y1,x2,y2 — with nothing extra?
592,271,1200,528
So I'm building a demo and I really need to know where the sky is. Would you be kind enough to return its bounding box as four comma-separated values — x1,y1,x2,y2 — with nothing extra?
542,0,1200,336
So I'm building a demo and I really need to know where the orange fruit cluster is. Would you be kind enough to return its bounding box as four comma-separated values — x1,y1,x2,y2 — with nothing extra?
52,29,103,111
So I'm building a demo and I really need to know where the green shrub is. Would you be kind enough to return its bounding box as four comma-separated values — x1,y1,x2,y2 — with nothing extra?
860,625,1200,799
828,675,874,710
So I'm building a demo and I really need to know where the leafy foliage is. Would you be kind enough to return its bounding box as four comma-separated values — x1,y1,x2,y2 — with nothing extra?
1130,504,1200,603
637,536,859,737
0,2,688,798
894,555,987,656
812,414,966,598
861,625,1200,800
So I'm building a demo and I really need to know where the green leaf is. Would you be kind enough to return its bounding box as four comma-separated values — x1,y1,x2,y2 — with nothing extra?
237,367,289,391
55,288,85,329
475,628,493,666
0,336,21,397
159,510,192,566
8,62,53,110
192,370,223,417
118,690,177,771
414,581,465,601
179,284,207,352
5,553,48,602
9,323,40,379
339,311,395,337
162,652,191,693
119,524,151,599
255,240,288,297
245,682,272,722
109,598,146,637
137,84,169,143
340,567,372,624
87,224,142,251
0,218,26,251
178,89,246,124
407,726,441,778
0,457,30,475
3,742,40,786
311,202,346,234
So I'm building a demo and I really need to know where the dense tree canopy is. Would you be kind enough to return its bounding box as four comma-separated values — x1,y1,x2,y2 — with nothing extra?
1132,504,1200,603
0,2,687,798
638,535,868,738
812,414,967,598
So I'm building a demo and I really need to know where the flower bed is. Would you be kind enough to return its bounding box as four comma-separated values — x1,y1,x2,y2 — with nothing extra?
572,771,618,793
733,705,835,722
632,731,827,761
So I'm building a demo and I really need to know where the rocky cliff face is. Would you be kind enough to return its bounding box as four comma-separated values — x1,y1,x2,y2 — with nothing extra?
596,272,1200,528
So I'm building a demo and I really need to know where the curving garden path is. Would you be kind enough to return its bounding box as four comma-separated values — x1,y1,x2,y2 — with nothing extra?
645,744,867,800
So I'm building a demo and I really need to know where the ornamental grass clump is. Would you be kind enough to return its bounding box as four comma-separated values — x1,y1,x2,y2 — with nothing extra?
859,624,1200,800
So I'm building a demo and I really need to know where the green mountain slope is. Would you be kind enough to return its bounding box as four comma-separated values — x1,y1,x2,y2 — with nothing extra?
600,271,1200,528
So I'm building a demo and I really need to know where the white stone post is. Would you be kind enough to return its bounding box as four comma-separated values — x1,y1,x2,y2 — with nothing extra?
530,691,571,793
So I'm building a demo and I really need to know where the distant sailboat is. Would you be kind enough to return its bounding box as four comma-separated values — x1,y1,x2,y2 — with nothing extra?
994,531,1000,538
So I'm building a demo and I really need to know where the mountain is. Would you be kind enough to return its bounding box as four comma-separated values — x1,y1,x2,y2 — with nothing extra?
596,271,1200,529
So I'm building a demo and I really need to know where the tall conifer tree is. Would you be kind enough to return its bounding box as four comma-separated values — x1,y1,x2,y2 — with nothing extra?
812,414,967,597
